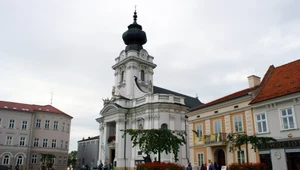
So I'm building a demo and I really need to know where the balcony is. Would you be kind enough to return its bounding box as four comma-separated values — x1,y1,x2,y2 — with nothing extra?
204,133,227,146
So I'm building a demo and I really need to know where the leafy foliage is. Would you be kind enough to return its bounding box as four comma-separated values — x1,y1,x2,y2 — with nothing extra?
122,128,186,162
68,151,78,167
137,162,185,170
226,133,277,152
40,153,56,168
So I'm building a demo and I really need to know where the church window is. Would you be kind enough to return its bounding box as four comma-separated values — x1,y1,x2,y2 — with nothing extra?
161,123,168,129
141,70,145,81
120,71,124,82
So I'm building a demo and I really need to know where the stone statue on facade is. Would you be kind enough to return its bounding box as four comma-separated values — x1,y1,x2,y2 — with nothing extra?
112,86,116,97
102,98,110,106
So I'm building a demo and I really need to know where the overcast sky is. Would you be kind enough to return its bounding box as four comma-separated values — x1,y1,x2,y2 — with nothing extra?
1,0,300,152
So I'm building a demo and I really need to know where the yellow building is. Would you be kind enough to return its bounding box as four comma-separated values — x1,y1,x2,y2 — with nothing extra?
187,75,265,168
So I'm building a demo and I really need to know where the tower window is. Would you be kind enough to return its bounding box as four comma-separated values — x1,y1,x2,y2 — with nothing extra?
141,70,145,81
120,71,124,82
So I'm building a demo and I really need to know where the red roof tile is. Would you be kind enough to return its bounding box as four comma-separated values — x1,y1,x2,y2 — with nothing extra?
250,59,300,104
0,100,73,118
190,88,253,111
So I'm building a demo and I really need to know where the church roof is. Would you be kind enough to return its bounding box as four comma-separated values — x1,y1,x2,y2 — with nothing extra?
153,86,202,108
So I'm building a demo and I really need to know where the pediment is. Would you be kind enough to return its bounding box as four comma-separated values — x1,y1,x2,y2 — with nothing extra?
100,103,119,116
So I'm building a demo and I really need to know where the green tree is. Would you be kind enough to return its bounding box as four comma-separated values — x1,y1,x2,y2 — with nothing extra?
68,151,78,168
122,128,186,163
40,153,56,169
226,133,276,163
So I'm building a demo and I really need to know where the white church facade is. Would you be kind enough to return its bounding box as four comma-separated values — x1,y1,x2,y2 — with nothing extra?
96,11,201,170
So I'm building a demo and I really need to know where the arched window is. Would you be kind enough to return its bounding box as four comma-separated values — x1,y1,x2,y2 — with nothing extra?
3,155,10,165
138,124,143,130
16,155,23,165
161,123,168,130
141,70,145,81
120,71,124,82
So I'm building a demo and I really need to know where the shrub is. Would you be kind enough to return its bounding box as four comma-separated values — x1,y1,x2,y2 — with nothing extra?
228,162,268,170
136,162,185,170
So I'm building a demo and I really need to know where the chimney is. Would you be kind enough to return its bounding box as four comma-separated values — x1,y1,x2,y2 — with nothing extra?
247,75,261,88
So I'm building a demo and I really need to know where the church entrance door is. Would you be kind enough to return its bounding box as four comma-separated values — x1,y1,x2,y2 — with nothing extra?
110,149,115,164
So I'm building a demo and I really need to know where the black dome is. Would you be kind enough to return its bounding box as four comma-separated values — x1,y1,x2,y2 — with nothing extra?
122,11,147,52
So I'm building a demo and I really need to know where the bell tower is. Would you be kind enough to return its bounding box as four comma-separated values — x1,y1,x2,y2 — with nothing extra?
112,10,156,99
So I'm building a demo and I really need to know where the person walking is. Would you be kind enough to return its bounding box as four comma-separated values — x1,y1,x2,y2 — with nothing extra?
186,163,192,170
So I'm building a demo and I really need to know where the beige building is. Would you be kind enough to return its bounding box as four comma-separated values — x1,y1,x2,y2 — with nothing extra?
187,75,266,168
0,100,72,170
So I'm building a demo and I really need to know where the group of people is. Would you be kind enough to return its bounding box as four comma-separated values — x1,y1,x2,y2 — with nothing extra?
186,161,222,170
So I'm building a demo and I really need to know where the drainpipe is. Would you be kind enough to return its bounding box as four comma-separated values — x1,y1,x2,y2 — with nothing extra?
185,115,190,164
124,110,129,170
26,112,35,169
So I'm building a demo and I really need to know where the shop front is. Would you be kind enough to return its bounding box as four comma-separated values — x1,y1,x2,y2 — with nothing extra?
258,139,300,170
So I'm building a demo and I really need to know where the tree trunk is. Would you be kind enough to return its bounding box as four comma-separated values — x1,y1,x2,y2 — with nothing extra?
158,152,161,164
246,143,249,163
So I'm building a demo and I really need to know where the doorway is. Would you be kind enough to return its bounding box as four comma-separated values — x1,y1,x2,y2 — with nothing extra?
110,149,115,164
214,149,225,166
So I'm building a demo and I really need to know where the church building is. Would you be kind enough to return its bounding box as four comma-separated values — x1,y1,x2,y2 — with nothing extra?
96,11,201,170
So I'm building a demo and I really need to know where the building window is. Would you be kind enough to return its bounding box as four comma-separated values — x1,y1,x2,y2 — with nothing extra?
33,138,39,147
22,120,27,130
214,120,222,133
45,120,50,129
66,124,70,132
161,123,168,130
196,124,203,141
52,139,57,148
53,121,58,130
280,107,296,130
197,153,204,166
62,122,65,131
32,155,37,164
61,140,64,148
256,113,268,133
9,119,15,128
36,119,41,128
16,155,23,165
137,151,143,155
65,141,68,149
141,70,145,81
19,137,25,146
43,139,48,147
6,136,13,145
237,150,245,163
233,116,243,132
3,155,10,165
120,71,124,82
0,118,2,127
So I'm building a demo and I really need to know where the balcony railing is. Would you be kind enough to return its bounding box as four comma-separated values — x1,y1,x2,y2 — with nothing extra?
204,133,227,145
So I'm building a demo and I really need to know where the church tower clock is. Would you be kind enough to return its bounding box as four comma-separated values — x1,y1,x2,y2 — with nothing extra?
112,10,156,99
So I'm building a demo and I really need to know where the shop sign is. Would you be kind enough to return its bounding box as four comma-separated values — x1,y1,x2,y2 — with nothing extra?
258,140,300,149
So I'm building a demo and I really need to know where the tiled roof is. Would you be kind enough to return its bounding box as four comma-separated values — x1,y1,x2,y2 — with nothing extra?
153,86,202,108
0,100,73,118
250,59,300,104
190,88,253,111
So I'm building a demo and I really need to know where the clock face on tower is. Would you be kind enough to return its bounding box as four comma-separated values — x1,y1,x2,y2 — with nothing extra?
139,50,148,59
